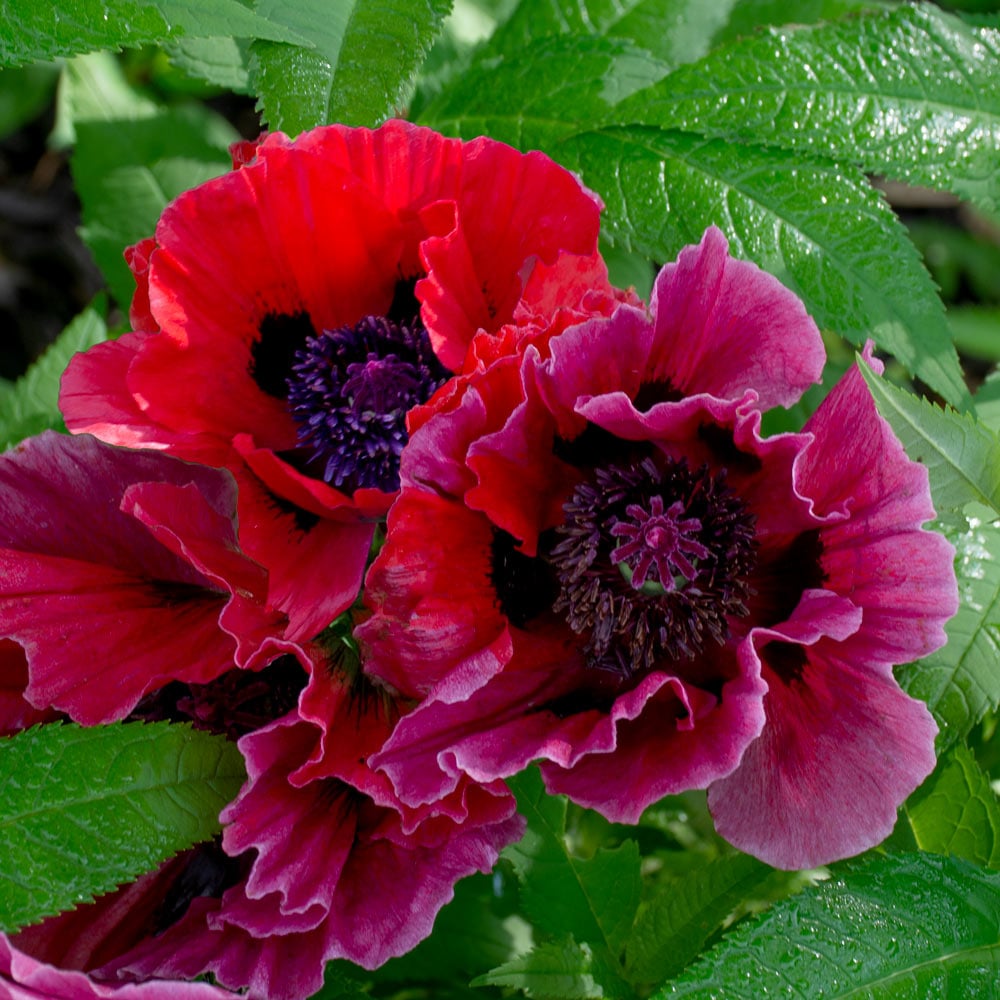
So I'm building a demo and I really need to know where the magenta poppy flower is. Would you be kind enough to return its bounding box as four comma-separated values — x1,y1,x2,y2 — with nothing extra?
358,227,957,870
9,642,520,1000
0,431,288,725
60,121,603,638
0,934,237,1000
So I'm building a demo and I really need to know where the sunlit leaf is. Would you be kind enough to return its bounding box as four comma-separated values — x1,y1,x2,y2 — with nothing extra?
556,127,970,409
250,0,453,133
897,516,1000,752
620,4,1000,212
0,722,246,932
655,853,1000,998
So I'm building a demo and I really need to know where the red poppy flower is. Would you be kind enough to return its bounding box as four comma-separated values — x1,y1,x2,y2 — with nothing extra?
358,227,957,870
60,121,602,639
0,432,285,725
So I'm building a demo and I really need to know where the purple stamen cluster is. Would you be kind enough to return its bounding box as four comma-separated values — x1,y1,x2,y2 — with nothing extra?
549,456,757,674
287,314,450,492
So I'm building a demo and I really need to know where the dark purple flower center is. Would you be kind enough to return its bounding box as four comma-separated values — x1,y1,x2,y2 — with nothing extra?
549,456,757,674
286,314,450,493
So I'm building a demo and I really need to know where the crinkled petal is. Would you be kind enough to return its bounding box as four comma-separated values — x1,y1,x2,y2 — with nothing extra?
647,226,824,409
0,934,235,999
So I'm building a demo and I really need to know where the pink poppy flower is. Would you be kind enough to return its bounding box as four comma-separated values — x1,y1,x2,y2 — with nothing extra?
358,227,957,870
9,644,521,1000
0,934,236,1000
60,120,603,638
0,431,286,725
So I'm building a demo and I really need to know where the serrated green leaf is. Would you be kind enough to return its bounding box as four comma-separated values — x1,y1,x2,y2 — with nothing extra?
554,127,970,409
71,106,236,307
164,36,252,93
0,0,310,68
486,0,739,73
897,516,1000,752
474,937,606,999
619,5,1000,213
625,852,773,986
506,769,642,967
859,362,1000,514
420,34,670,147
0,721,246,932
249,0,453,133
903,744,1000,869
655,853,1000,998
0,301,109,450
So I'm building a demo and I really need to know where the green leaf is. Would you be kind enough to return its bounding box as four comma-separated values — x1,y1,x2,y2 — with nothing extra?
0,0,310,68
51,51,159,150
897,515,1000,752
0,721,246,933
654,853,1000,998
164,36,252,93
249,0,453,133
619,4,1000,212
949,306,1000,364
0,301,109,450
625,852,773,986
71,106,237,307
420,34,670,147
506,768,642,964
555,127,970,409
710,0,889,47
474,937,607,999
858,363,1000,515
976,368,1000,433
487,0,739,73
902,744,1000,870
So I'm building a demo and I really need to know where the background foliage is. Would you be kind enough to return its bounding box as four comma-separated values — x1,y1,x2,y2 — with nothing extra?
0,0,999,997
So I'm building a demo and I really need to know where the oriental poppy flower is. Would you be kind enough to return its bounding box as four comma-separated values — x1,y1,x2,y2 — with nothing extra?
60,120,603,639
0,934,237,999
0,431,287,725
358,227,957,871
7,644,520,1000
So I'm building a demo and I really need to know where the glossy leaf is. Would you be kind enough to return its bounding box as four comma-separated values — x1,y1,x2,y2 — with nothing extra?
421,34,670,147
902,744,1000,870
859,362,1000,514
0,0,308,68
897,515,1000,752
0,722,246,932
249,0,453,133
625,852,773,986
474,937,606,999
710,0,887,47
655,853,1000,998
487,0,739,73
164,36,252,93
71,106,237,307
620,4,1000,212
556,127,970,409
0,302,109,450
506,769,641,967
